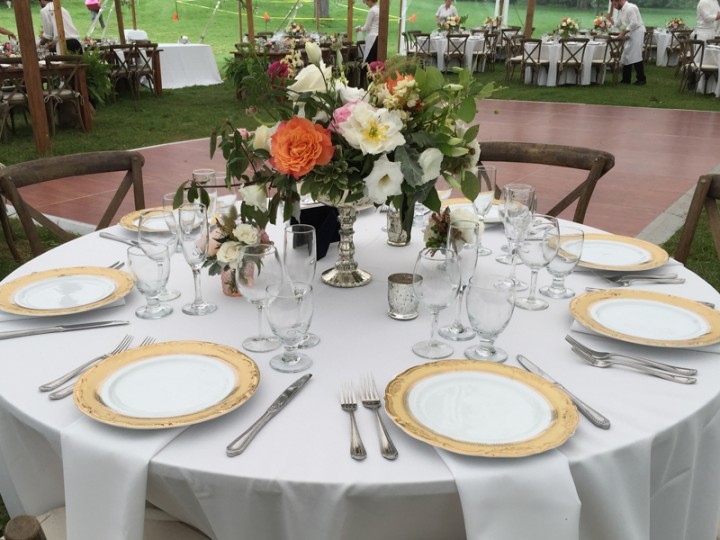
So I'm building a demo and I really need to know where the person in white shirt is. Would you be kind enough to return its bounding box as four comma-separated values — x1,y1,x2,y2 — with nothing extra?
435,0,459,27
355,0,379,62
38,0,83,54
696,0,720,41
609,0,646,85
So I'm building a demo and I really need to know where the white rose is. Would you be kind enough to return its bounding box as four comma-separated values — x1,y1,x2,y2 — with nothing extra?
252,124,277,152
336,83,367,104
418,148,443,182
449,211,484,244
239,184,268,212
232,223,260,245
287,63,332,96
217,241,243,265
450,207,479,224
305,41,322,65
363,154,404,205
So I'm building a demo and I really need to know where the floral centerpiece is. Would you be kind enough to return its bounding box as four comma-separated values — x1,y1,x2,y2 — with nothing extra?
593,15,612,34
1,40,19,57
441,14,468,34
556,17,580,39
424,206,482,251
286,22,307,39
666,18,687,31
483,16,502,29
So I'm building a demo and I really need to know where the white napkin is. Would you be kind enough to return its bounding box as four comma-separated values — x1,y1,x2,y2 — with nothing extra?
61,417,186,540
436,448,580,539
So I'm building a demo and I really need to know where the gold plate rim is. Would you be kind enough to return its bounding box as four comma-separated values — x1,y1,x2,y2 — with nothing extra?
441,198,502,223
119,206,166,232
569,289,720,348
74,341,261,429
0,267,135,317
384,360,578,457
577,233,669,271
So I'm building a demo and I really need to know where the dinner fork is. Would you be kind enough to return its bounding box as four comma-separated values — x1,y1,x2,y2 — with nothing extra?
605,273,678,283
108,261,125,270
39,334,134,392
340,383,367,461
604,277,686,287
48,336,156,400
565,334,698,376
361,374,398,460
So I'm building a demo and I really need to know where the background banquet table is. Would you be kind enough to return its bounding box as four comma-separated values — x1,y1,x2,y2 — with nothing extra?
157,43,222,89
416,34,485,71
524,40,607,86
654,30,674,66
1,210,720,540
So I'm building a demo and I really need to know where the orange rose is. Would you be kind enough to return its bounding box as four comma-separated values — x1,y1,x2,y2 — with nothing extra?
386,71,414,95
270,117,335,179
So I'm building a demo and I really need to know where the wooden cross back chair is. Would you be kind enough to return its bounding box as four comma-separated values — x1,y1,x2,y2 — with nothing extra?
43,55,86,135
130,42,160,98
0,57,30,134
0,151,145,259
557,38,589,85
504,35,525,82
477,141,615,224
679,39,718,93
444,33,469,71
643,26,656,62
414,33,435,68
97,44,135,97
592,36,624,84
520,39,547,85
668,28,692,69
674,174,720,264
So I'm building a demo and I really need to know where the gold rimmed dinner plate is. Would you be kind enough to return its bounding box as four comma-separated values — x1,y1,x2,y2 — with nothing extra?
74,341,260,429
0,267,134,317
385,360,578,457
570,289,720,348
119,207,167,232
441,197,502,223
578,233,668,271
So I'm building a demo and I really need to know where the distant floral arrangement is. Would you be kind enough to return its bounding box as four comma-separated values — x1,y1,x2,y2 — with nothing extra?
666,18,687,30
441,14,468,33
483,16,502,28
556,17,580,38
593,15,612,33
1,40,19,57
286,22,307,38
206,205,271,276
424,207,482,250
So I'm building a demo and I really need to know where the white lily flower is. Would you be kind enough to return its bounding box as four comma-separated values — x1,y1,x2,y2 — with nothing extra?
338,101,405,155
364,154,404,204
238,184,268,212
252,124,277,152
418,148,443,182
287,63,332,96
305,41,322,66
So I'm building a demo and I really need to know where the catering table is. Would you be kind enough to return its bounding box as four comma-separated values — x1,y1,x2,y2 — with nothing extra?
1,211,720,540
416,34,485,71
157,43,222,90
524,40,607,86
654,30,675,66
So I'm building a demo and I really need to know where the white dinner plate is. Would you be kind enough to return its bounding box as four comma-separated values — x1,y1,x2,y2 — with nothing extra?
119,207,167,232
578,234,668,271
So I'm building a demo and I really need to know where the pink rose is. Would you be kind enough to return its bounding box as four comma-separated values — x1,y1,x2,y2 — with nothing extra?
208,228,224,257
259,229,271,244
331,101,356,131
368,61,385,74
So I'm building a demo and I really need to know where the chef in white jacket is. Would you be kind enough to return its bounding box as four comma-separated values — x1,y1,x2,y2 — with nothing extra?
695,0,720,41
609,0,647,85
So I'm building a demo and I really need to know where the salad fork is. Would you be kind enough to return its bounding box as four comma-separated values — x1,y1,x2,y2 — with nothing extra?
48,336,156,400
340,383,367,461
361,374,398,460
565,334,697,376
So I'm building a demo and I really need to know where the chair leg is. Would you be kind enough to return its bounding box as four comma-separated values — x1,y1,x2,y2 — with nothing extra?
0,196,22,262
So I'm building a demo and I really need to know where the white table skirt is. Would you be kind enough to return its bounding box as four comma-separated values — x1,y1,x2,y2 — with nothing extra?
698,45,720,97
157,43,222,90
1,211,720,540
524,41,607,86
417,35,484,71
655,31,675,67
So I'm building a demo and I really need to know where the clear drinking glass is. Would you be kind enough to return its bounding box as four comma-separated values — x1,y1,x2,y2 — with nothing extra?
514,214,560,311
439,219,480,341
412,247,461,359
497,183,536,265
265,282,314,373
540,226,585,299
283,224,320,348
137,209,181,301
235,244,283,352
464,273,516,362
471,165,497,256
212,173,238,222
127,243,173,320
177,203,217,316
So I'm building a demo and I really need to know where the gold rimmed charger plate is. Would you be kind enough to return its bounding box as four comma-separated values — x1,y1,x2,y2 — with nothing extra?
385,360,578,457
74,341,260,429
119,206,166,232
0,267,134,317
578,233,668,272
570,289,720,348
441,197,502,223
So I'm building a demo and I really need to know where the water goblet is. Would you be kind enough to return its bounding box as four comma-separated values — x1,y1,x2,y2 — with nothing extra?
496,183,535,265
540,226,585,299
514,214,560,311
137,209,181,301
412,247,460,359
470,165,497,256
439,219,480,341
465,273,516,362
283,224,320,348
127,243,173,320
265,282,314,373
235,244,283,352
177,203,217,316
212,173,238,221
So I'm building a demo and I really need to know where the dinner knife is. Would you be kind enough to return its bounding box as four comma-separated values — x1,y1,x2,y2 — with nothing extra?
516,355,611,430
226,373,312,457
0,320,130,340
99,232,139,247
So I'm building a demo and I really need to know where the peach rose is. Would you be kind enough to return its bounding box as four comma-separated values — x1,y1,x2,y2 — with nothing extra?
269,117,335,179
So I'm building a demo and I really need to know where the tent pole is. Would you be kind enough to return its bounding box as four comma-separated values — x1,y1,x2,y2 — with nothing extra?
51,0,66,54
377,0,388,61
315,0,320,32
131,0,137,30
238,0,244,40
347,0,353,39
115,0,126,43
524,0,535,38
246,0,255,40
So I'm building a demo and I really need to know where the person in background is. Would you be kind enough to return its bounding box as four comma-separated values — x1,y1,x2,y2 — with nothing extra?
0,26,15,39
435,0,458,27
695,0,720,41
608,0,646,85
38,0,83,53
355,0,379,63
86,0,105,30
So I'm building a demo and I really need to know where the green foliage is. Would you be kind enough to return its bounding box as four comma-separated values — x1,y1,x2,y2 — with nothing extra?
81,49,113,105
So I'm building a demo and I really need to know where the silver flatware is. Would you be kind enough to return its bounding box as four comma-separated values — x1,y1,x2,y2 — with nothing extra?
0,320,129,341
606,273,678,283
583,287,716,309
565,334,697,376
607,277,685,287
226,374,312,457
360,374,398,460
517,355,611,430
39,334,134,392
570,347,697,385
108,261,125,270
99,232,139,247
340,382,367,461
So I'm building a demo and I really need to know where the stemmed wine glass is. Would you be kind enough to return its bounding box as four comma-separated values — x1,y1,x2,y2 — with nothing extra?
126,243,173,320
283,224,320,348
235,244,283,352
471,165,497,256
137,209,181,301
265,282,314,373
177,203,217,316
540,226,585,299
464,273,516,362
439,219,480,342
412,247,460,359
497,183,535,291
514,214,560,311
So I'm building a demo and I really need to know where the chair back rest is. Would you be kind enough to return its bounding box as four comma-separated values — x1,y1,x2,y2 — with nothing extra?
415,33,432,55
43,55,83,93
522,39,542,66
669,29,692,49
403,31,417,54
559,38,588,65
500,26,521,46
706,37,720,46
133,42,158,74
505,34,524,58
0,57,26,101
607,36,625,62
683,39,704,70
0,151,146,257
477,141,615,223
446,34,469,56
675,174,720,264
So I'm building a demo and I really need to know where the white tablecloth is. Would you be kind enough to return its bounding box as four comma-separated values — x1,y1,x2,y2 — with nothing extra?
157,43,222,90
655,30,675,67
698,45,720,97
524,40,607,86
1,212,720,540
417,34,485,71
